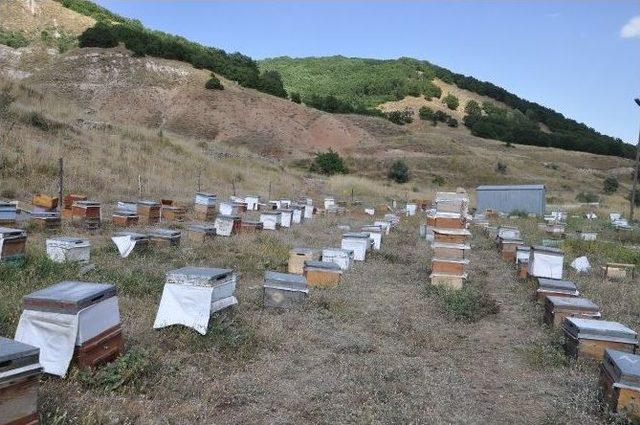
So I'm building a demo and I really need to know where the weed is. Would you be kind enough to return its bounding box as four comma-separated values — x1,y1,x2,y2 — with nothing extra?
424,283,499,323
77,348,152,393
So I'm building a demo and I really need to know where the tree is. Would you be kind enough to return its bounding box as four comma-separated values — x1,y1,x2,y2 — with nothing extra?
603,175,619,194
464,100,482,116
418,106,436,123
205,74,223,90
388,160,410,183
442,93,459,110
257,70,287,98
78,22,118,48
447,117,458,128
290,92,301,104
310,149,348,175
386,110,413,125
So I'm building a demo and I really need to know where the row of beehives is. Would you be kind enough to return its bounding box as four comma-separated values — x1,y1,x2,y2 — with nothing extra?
0,199,401,424
488,223,640,421
420,189,472,290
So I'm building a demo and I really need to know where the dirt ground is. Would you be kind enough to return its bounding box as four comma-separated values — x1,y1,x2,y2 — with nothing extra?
4,211,628,424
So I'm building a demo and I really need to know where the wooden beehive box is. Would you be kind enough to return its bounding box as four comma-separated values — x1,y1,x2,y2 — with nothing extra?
187,223,216,244
0,201,17,225
160,200,187,222
500,238,524,262
32,211,61,230
149,228,181,247
0,337,41,425
361,225,383,250
72,200,101,229
430,272,467,290
113,231,150,254
194,203,216,222
601,349,640,421
288,248,320,274
303,260,342,288
543,296,600,328
431,258,469,275
214,215,241,237
21,281,123,371
321,248,354,271
563,317,638,360
63,194,87,218
427,212,465,229
0,227,27,262
341,232,371,261
263,271,308,309
432,228,471,245
137,200,161,224
278,209,293,228
536,277,579,301
516,245,531,279
529,246,564,280
112,211,139,227
33,193,58,210
46,236,91,264
432,242,470,261
603,263,636,281
238,220,263,234
260,211,280,230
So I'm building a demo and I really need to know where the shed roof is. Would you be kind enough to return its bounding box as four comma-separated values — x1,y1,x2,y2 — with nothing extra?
476,184,545,191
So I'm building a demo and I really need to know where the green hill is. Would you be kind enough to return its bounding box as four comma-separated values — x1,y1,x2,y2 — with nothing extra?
260,56,633,159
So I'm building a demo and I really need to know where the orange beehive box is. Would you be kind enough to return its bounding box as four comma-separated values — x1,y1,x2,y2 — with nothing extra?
33,193,58,209
431,258,469,275
303,261,342,288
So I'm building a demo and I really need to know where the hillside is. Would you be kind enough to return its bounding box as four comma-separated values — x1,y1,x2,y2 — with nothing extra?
260,56,634,159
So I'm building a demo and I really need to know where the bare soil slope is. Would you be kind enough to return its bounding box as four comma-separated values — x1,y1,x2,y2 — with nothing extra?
0,0,95,35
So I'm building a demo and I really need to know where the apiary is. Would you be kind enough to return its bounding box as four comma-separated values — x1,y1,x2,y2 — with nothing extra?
112,231,149,257
304,204,314,219
31,211,61,230
238,220,263,233
214,215,241,237
321,248,354,270
154,267,237,335
16,281,123,376
160,200,187,222
427,212,465,229
431,258,469,275
500,238,524,262
149,228,181,247
563,317,638,360
374,220,391,235
324,198,336,209
303,260,342,288
430,272,467,290
516,245,531,279
291,206,304,224
601,349,640,421
137,200,161,224
260,211,280,230
263,271,308,309
46,237,91,264
288,248,320,274
536,277,579,300
187,223,216,244
529,246,564,280
71,200,101,229
341,232,371,261
0,337,42,425
405,203,417,216
62,194,86,218
244,195,260,211
432,228,471,244
32,193,58,210
112,210,139,227
194,192,217,221
278,209,293,228
0,201,17,224
432,242,470,260
361,225,383,250
543,296,601,328
0,227,27,262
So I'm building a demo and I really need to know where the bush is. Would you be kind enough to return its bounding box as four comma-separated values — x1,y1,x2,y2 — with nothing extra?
603,175,619,194
442,93,459,110
432,175,445,186
310,149,348,175
78,348,151,392
434,110,449,123
386,109,413,125
426,284,499,323
495,162,507,174
0,28,31,48
388,160,410,183
464,100,482,116
205,74,223,90
419,106,435,121
290,92,301,103
423,81,442,100
257,70,287,98
575,192,599,203
447,117,458,128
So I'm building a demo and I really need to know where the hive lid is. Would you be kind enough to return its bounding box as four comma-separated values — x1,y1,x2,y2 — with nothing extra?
189,223,216,232
31,211,60,218
47,236,89,245
432,228,472,236
263,271,307,291
603,349,640,388
538,278,577,292
291,247,319,256
23,281,117,314
516,246,531,252
500,238,524,244
531,246,564,254
545,296,599,311
0,337,39,365
430,212,462,219
0,227,25,238
196,192,216,197
304,260,342,271
432,242,471,250
342,232,370,239
361,225,383,232
322,247,354,256
167,267,232,281
216,215,240,220
73,200,100,207
563,317,637,343
431,258,470,265
114,231,148,240
261,211,280,216
138,200,160,206
241,220,262,226
149,228,181,237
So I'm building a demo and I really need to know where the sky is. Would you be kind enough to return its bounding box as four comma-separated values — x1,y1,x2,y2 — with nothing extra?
94,0,640,143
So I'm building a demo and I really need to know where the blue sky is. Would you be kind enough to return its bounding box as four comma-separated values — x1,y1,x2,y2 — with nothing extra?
95,0,640,143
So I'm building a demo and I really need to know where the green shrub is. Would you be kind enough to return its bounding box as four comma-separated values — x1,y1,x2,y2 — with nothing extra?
442,93,459,110
425,284,499,323
0,28,31,48
447,117,458,128
386,110,413,125
290,92,301,103
418,106,435,120
78,348,152,392
205,74,223,90
388,160,410,183
257,70,287,98
434,110,449,122
423,81,442,99
495,161,507,174
575,191,599,203
464,99,482,116
310,149,348,175
603,175,619,194
432,175,445,186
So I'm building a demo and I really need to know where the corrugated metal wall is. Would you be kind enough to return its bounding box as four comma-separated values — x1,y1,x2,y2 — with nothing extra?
476,188,545,215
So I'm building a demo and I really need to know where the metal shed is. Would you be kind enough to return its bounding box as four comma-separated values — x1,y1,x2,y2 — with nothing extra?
476,184,545,216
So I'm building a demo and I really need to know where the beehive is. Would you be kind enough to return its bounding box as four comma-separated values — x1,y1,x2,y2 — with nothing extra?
31,211,61,230
288,248,320,274
430,272,467,290
71,200,101,229
427,212,465,229
0,227,27,262
194,203,216,222
341,232,371,261
321,248,354,270
278,209,293,228
432,228,471,245
536,277,579,301
543,296,600,328
529,246,564,280
603,263,636,281
112,210,139,227
148,228,181,247
214,215,241,237
187,224,216,244
291,206,304,224
497,226,521,241
244,195,260,211
516,245,531,279
431,258,469,275
46,237,91,264
160,200,186,222
137,200,161,225
260,211,280,230
432,242,470,260
63,194,86,218
500,238,524,262
303,260,342,288
238,220,263,233
0,337,41,425
563,317,638,360
263,271,308,309
361,225,383,250
601,349,640,421
0,202,17,225
32,193,58,210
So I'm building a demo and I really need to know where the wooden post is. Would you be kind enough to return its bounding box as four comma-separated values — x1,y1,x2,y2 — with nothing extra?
197,170,201,192
58,158,63,212
138,175,142,198
268,180,272,200
351,188,354,204
232,179,236,197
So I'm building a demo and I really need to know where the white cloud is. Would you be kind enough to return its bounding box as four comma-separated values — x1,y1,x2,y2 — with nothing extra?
621,15,640,38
